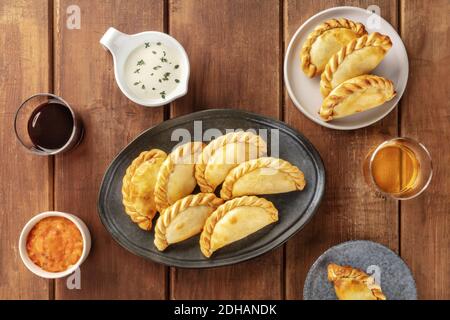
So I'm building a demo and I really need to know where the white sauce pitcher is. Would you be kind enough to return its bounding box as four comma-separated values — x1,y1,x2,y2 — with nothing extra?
100,27,190,107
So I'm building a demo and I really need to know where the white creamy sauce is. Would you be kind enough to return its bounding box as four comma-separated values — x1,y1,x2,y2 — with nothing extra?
124,41,182,100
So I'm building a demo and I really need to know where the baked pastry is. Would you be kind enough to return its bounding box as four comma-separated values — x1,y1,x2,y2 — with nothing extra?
319,75,396,121
154,193,224,251
328,263,387,300
220,157,306,200
301,18,367,77
320,32,392,97
195,132,267,193
154,141,204,212
122,149,167,230
200,196,278,257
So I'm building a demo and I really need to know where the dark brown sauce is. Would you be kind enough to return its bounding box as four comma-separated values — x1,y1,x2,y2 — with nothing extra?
27,102,74,151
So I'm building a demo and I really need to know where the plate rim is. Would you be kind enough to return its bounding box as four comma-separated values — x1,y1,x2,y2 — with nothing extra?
284,5,409,130
97,108,326,268
302,239,418,300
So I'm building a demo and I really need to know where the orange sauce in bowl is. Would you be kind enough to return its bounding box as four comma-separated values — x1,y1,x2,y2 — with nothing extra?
26,216,83,272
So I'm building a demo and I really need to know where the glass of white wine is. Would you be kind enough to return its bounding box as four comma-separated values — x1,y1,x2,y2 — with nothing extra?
363,137,432,200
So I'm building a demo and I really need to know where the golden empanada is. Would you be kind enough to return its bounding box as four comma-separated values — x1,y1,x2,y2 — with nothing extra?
320,32,392,97
220,157,306,200
328,263,387,300
301,18,367,77
154,193,224,251
122,149,167,230
319,75,396,121
200,196,278,258
195,132,267,193
154,141,204,212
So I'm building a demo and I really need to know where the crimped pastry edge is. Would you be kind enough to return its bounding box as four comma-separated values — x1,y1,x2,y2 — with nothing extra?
199,196,278,258
301,18,367,78
195,131,267,193
154,193,224,251
320,32,393,97
154,141,205,213
121,149,167,230
220,157,306,200
319,74,396,121
328,263,387,300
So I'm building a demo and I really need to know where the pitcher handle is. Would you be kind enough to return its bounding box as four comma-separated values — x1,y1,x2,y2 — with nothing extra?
100,27,128,53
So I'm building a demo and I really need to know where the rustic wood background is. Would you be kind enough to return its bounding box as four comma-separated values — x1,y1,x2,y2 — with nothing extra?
1,0,448,300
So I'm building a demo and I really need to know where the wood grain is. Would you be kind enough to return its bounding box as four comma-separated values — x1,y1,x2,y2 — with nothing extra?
53,0,167,299
400,0,450,299
284,0,399,299
0,0,51,300
169,0,283,299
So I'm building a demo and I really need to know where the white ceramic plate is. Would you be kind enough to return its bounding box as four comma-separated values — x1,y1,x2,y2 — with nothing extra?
284,6,408,130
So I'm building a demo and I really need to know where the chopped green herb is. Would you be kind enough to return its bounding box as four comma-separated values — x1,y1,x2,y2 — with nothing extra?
152,87,155,90
134,68,140,73
160,57,168,63
160,91,166,99
141,84,146,89
153,65,162,70
150,73,154,76
157,42,161,45
152,51,157,54
158,79,162,83
137,59,145,66
145,42,150,48
174,64,179,69
161,72,171,81
175,79,180,83
163,51,166,56
133,81,141,86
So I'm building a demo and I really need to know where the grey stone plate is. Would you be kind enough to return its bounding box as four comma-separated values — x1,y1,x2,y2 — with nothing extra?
303,240,417,300
98,109,325,268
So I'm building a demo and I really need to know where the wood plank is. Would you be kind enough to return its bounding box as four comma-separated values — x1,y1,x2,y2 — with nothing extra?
0,0,51,300
53,0,167,299
169,0,282,299
284,0,399,299
400,0,450,300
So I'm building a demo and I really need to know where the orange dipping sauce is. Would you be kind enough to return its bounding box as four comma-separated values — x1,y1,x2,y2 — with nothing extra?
26,217,83,272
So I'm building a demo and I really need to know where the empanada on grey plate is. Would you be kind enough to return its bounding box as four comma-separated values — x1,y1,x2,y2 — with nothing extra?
200,196,278,258
154,141,204,212
328,263,386,300
195,131,267,193
154,193,223,251
220,157,306,200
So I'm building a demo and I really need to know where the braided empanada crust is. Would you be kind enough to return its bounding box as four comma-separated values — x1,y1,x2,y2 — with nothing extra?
122,149,167,230
200,196,278,258
220,157,306,200
195,131,267,193
328,263,387,300
154,141,204,212
154,193,224,251
320,32,392,97
301,18,367,77
319,75,396,121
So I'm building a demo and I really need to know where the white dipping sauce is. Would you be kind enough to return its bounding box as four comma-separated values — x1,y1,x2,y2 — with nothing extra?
124,41,182,100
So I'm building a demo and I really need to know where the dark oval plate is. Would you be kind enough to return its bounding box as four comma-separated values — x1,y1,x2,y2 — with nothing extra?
303,240,417,300
98,109,325,268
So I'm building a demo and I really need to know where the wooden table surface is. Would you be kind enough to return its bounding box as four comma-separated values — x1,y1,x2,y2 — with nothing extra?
1,0,448,300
